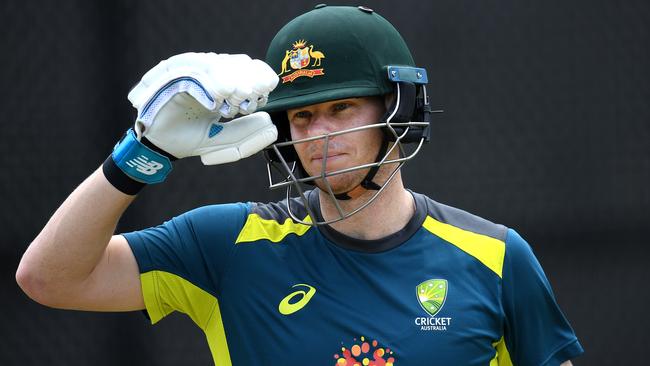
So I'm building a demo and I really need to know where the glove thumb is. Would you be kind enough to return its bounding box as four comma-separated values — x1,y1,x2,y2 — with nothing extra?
200,112,278,165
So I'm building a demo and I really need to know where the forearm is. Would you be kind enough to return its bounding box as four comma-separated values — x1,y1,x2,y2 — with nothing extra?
16,167,136,303
16,52,277,309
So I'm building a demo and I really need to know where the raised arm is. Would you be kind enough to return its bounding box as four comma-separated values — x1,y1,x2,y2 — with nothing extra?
16,52,279,312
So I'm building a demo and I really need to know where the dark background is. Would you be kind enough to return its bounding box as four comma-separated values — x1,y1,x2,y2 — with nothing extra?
1,0,648,364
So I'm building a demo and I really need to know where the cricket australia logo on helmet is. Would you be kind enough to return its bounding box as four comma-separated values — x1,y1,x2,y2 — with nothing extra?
278,39,325,83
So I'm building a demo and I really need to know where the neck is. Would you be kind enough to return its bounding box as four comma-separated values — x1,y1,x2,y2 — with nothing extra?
318,170,415,240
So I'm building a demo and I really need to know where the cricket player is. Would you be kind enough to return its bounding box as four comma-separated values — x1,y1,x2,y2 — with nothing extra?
16,5,583,365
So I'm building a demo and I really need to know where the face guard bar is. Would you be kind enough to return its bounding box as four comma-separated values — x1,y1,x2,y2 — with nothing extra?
264,66,441,226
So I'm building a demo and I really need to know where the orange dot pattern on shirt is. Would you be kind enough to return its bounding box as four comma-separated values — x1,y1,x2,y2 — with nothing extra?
333,336,396,366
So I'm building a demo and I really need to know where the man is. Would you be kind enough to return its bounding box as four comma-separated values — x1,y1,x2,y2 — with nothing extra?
16,5,583,365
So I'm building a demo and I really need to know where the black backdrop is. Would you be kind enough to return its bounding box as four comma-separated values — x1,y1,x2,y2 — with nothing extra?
1,0,648,364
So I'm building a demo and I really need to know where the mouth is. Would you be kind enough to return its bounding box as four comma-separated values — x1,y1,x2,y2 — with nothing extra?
311,153,346,163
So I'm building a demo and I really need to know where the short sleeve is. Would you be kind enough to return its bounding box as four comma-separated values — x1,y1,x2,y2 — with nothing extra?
123,202,250,326
501,229,584,365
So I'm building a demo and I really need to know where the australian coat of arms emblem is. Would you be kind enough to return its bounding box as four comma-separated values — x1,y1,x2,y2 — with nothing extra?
279,39,325,83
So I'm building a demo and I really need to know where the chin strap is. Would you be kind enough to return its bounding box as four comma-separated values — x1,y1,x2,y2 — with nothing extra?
331,83,412,201
333,137,389,200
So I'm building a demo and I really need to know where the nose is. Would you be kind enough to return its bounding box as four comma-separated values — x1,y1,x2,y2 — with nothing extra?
306,112,334,138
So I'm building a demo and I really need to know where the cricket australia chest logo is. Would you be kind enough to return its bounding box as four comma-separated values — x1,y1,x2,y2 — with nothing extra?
414,279,452,331
279,39,325,83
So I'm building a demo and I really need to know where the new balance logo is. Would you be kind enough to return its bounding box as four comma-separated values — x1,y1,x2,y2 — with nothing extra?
126,155,164,175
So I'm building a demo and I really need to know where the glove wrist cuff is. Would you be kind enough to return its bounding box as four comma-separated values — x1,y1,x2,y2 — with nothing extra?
103,129,173,195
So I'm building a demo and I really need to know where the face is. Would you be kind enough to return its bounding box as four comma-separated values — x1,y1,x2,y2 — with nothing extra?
287,97,385,194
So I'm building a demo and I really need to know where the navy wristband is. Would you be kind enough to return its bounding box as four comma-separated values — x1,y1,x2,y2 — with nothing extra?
102,129,174,195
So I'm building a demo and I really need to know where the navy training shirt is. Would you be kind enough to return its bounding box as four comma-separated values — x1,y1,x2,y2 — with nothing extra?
124,190,583,365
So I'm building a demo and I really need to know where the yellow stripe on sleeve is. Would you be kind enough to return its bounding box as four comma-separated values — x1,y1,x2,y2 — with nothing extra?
140,271,232,365
235,213,312,244
422,216,506,278
490,336,514,366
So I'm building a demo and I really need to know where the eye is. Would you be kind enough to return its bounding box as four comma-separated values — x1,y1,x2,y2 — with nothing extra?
332,102,350,112
289,110,311,127
291,110,311,121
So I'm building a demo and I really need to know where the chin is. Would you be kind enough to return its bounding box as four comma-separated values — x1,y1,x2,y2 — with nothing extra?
312,170,368,194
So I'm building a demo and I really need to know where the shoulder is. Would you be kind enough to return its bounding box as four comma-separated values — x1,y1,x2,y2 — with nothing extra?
415,194,531,257
416,192,509,241
248,195,308,223
414,192,511,278
183,202,251,224
236,193,314,244
416,193,543,278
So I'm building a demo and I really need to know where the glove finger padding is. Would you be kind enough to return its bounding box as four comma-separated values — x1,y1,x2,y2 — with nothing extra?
127,52,279,164
134,78,218,139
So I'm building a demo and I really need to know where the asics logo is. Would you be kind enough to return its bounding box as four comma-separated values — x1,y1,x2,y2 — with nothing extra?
126,155,164,175
278,284,316,315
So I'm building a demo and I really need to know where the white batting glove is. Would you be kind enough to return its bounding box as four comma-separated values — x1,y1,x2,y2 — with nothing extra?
127,52,279,165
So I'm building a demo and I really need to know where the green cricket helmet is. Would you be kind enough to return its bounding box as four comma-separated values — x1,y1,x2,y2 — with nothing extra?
262,5,434,225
